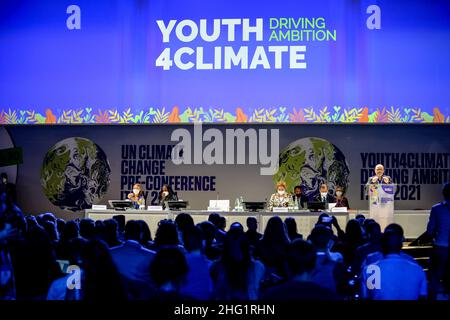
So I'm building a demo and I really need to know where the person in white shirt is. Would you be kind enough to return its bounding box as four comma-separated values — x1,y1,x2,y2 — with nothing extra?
361,229,427,300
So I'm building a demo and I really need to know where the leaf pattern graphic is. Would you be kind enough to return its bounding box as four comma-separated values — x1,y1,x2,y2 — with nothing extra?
289,108,305,122
387,107,401,122
108,110,120,123
433,108,444,123
250,108,265,122
375,107,388,122
1,106,449,124
120,108,133,123
153,107,170,123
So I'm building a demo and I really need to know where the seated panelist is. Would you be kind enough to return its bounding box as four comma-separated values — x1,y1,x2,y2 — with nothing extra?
335,186,350,209
292,185,309,209
313,184,336,204
268,181,294,211
158,184,178,209
127,183,145,209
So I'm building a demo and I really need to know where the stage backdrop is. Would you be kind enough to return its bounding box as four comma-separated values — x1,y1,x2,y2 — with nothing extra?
2,124,449,220
0,0,449,123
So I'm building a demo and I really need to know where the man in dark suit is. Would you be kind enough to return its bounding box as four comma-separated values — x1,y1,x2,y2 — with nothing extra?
426,182,450,299
110,220,156,298
292,185,309,209
366,164,392,185
313,184,336,204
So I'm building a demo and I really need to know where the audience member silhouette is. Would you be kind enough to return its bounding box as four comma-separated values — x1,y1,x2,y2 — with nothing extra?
208,213,226,244
175,213,195,245
79,218,96,240
55,219,66,239
426,182,450,299
285,217,303,241
112,215,126,242
362,223,417,268
81,239,128,300
94,220,105,240
12,224,61,299
308,225,346,294
56,220,80,260
101,218,122,248
180,226,212,300
197,221,222,261
110,220,156,297
244,217,262,248
152,219,183,251
219,216,227,232
333,219,364,269
137,220,154,250
353,221,382,275
361,230,427,300
41,220,59,245
255,216,290,279
262,239,337,300
210,222,265,300
149,247,190,300
47,238,88,300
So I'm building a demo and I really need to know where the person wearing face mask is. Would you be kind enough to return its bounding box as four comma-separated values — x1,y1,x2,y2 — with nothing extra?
334,186,350,209
127,183,146,209
292,185,309,209
313,184,336,205
158,184,178,209
268,181,294,211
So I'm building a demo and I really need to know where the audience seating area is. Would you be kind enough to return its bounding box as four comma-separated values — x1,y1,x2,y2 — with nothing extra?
0,200,449,301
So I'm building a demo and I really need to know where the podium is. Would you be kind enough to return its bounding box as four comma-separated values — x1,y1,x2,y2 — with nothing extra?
367,184,396,230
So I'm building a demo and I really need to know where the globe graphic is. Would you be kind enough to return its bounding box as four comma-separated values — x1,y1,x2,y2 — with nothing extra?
40,137,111,211
273,137,350,200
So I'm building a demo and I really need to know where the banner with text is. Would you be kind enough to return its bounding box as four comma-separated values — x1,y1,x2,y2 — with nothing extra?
2,124,449,220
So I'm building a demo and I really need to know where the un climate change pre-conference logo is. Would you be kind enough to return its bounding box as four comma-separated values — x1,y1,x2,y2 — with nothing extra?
40,137,111,211
273,137,350,198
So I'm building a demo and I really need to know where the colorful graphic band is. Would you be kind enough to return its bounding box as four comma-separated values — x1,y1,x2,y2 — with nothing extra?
1,106,448,124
